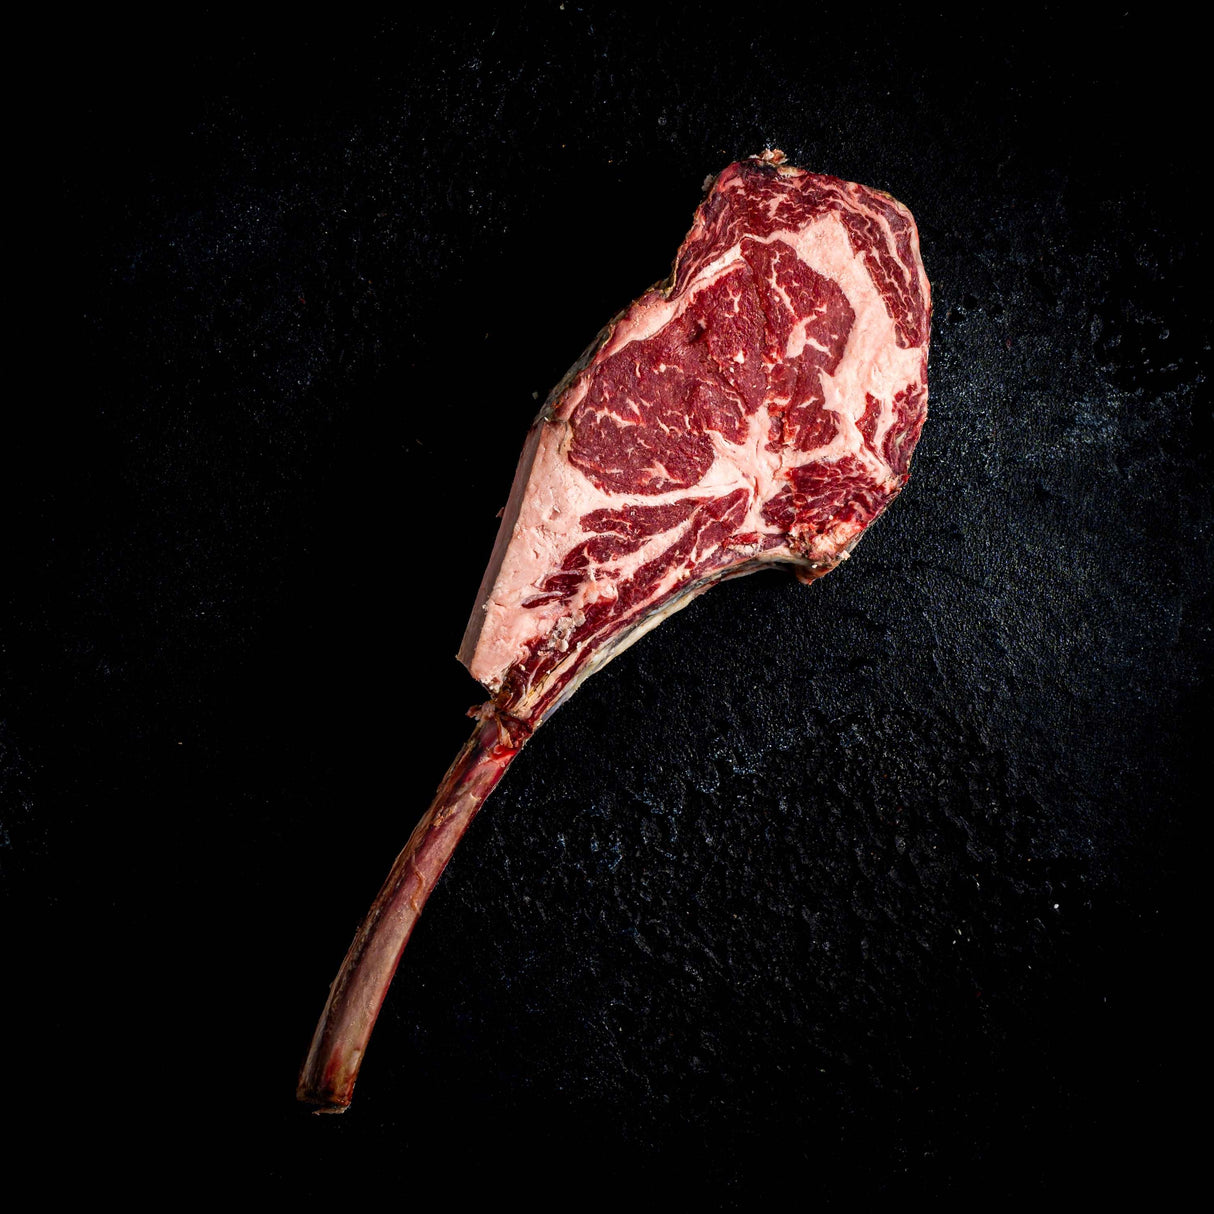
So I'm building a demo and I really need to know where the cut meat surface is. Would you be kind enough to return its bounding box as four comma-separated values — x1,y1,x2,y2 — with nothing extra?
298,152,931,1111
459,151,930,729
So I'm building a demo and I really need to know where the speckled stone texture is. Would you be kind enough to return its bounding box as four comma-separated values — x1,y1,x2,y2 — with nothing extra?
7,7,1206,1203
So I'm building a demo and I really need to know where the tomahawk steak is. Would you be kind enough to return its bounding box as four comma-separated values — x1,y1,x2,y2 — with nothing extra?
298,151,931,1110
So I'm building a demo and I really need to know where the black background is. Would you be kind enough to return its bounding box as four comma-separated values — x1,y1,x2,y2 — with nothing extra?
7,6,1208,1202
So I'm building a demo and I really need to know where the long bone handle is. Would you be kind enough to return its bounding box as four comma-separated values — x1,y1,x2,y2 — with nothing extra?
297,713,522,1111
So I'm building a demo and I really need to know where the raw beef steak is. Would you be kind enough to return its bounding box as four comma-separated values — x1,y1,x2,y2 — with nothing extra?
298,152,931,1110
460,150,930,734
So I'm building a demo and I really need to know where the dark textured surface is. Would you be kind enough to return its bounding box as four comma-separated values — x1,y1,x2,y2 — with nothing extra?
8,7,1208,1202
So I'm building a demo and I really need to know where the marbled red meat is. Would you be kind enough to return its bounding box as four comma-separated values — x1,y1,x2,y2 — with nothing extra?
460,151,930,729
298,152,931,1111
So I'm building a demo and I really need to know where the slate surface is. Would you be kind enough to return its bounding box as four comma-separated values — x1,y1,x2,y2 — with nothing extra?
7,7,1208,1202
